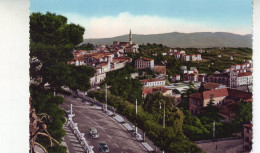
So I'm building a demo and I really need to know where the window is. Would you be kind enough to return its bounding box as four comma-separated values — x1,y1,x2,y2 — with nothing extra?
245,137,249,142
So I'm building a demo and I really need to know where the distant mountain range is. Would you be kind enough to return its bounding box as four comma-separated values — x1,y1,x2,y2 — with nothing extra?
82,32,252,48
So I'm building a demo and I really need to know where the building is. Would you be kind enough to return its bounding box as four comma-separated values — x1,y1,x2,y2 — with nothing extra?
135,57,154,70
142,86,172,98
189,88,252,117
183,69,199,82
154,65,166,76
171,74,181,83
198,74,206,82
236,72,253,87
140,78,165,88
208,71,253,88
168,49,186,59
243,124,252,152
182,54,202,61
90,73,106,87
204,82,226,91
223,61,253,73
112,57,132,63
124,44,139,53
208,72,230,86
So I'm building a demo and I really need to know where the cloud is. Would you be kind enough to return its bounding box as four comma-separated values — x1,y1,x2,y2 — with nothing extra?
64,12,251,39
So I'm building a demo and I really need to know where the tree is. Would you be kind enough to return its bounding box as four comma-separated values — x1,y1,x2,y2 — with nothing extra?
75,43,94,50
30,85,67,153
30,12,90,152
198,82,205,92
232,101,252,132
30,12,85,91
66,65,95,97
198,94,222,124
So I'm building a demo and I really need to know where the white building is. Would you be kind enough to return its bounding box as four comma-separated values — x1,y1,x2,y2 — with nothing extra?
140,78,165,88
135,57,154,70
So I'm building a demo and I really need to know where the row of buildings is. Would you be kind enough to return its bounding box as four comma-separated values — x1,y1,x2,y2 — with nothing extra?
208,60,253,88
68,30,137,87
168,49,202,61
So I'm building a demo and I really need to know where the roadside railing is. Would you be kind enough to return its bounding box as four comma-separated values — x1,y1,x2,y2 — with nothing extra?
68,113,94,153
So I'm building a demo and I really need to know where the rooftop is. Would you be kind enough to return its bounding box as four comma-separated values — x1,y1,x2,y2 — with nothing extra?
140,78,165,83
204,82,221,90
190,88,252,100
139,57,153,61
238,72,252,77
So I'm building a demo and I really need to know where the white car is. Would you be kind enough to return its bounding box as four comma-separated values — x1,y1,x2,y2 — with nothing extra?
88,127,99,138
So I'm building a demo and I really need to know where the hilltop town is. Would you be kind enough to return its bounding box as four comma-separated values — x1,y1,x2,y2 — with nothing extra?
29,12,253,153
67,30,253,152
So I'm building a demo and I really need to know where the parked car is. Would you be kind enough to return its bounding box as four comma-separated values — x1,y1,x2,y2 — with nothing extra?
98,142,109,152
88,127,99,138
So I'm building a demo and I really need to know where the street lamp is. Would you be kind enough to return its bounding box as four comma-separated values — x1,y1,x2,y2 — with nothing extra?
159,99,165,128
213,120,215,142
136,99,138,115
105,83,108,112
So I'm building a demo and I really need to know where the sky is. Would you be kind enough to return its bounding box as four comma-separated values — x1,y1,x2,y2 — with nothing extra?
30,0,252,38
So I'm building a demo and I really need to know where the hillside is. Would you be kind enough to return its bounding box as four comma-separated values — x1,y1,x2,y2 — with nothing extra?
83,32,252,48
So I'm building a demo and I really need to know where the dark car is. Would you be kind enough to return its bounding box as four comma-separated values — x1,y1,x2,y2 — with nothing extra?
98,142,109,152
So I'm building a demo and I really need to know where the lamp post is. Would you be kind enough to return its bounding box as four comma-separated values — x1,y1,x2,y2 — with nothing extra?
135,99,138,134
213,120,215,142
136,99,138,115
105,83,107,112
160,99,165,128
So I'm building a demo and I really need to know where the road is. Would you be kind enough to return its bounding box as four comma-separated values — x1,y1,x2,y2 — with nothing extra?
197,138,243,153
61,95,148,153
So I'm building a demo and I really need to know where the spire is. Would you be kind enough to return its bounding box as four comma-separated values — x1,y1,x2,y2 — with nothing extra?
129,29,133,45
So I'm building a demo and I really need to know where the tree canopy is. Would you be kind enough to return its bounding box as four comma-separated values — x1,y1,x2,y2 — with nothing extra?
30,12,94,152
30,12,92,91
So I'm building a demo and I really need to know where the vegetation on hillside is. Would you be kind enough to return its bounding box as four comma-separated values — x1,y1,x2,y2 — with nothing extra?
137,45,252,76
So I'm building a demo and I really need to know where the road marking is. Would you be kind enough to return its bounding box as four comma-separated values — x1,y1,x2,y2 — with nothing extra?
73,108,105,132
114,143,119,147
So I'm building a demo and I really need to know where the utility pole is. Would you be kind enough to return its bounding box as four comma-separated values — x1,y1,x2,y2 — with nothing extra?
163,101,165,129
213,120,215,141
70,104,73,116
135,99,138,134
160,99,166,128
136,99,138,115
105,83,107,112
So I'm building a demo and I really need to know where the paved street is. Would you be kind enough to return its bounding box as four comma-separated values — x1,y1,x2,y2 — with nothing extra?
61,95,148,153
197,138,243,153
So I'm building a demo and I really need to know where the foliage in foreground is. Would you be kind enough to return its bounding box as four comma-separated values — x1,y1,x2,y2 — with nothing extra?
30,84,67,153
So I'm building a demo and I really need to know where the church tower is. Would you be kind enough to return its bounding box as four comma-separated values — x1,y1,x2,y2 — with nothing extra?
129,29,133,45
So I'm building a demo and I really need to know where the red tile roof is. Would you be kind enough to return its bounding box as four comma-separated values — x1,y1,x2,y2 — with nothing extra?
189,92,203,99
203,88,229,99
190,88,252,100
238,72,252,77
141,57,153,61
204,82,221,90
142,87,171,95
244,124,252,128
227,88,252,99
